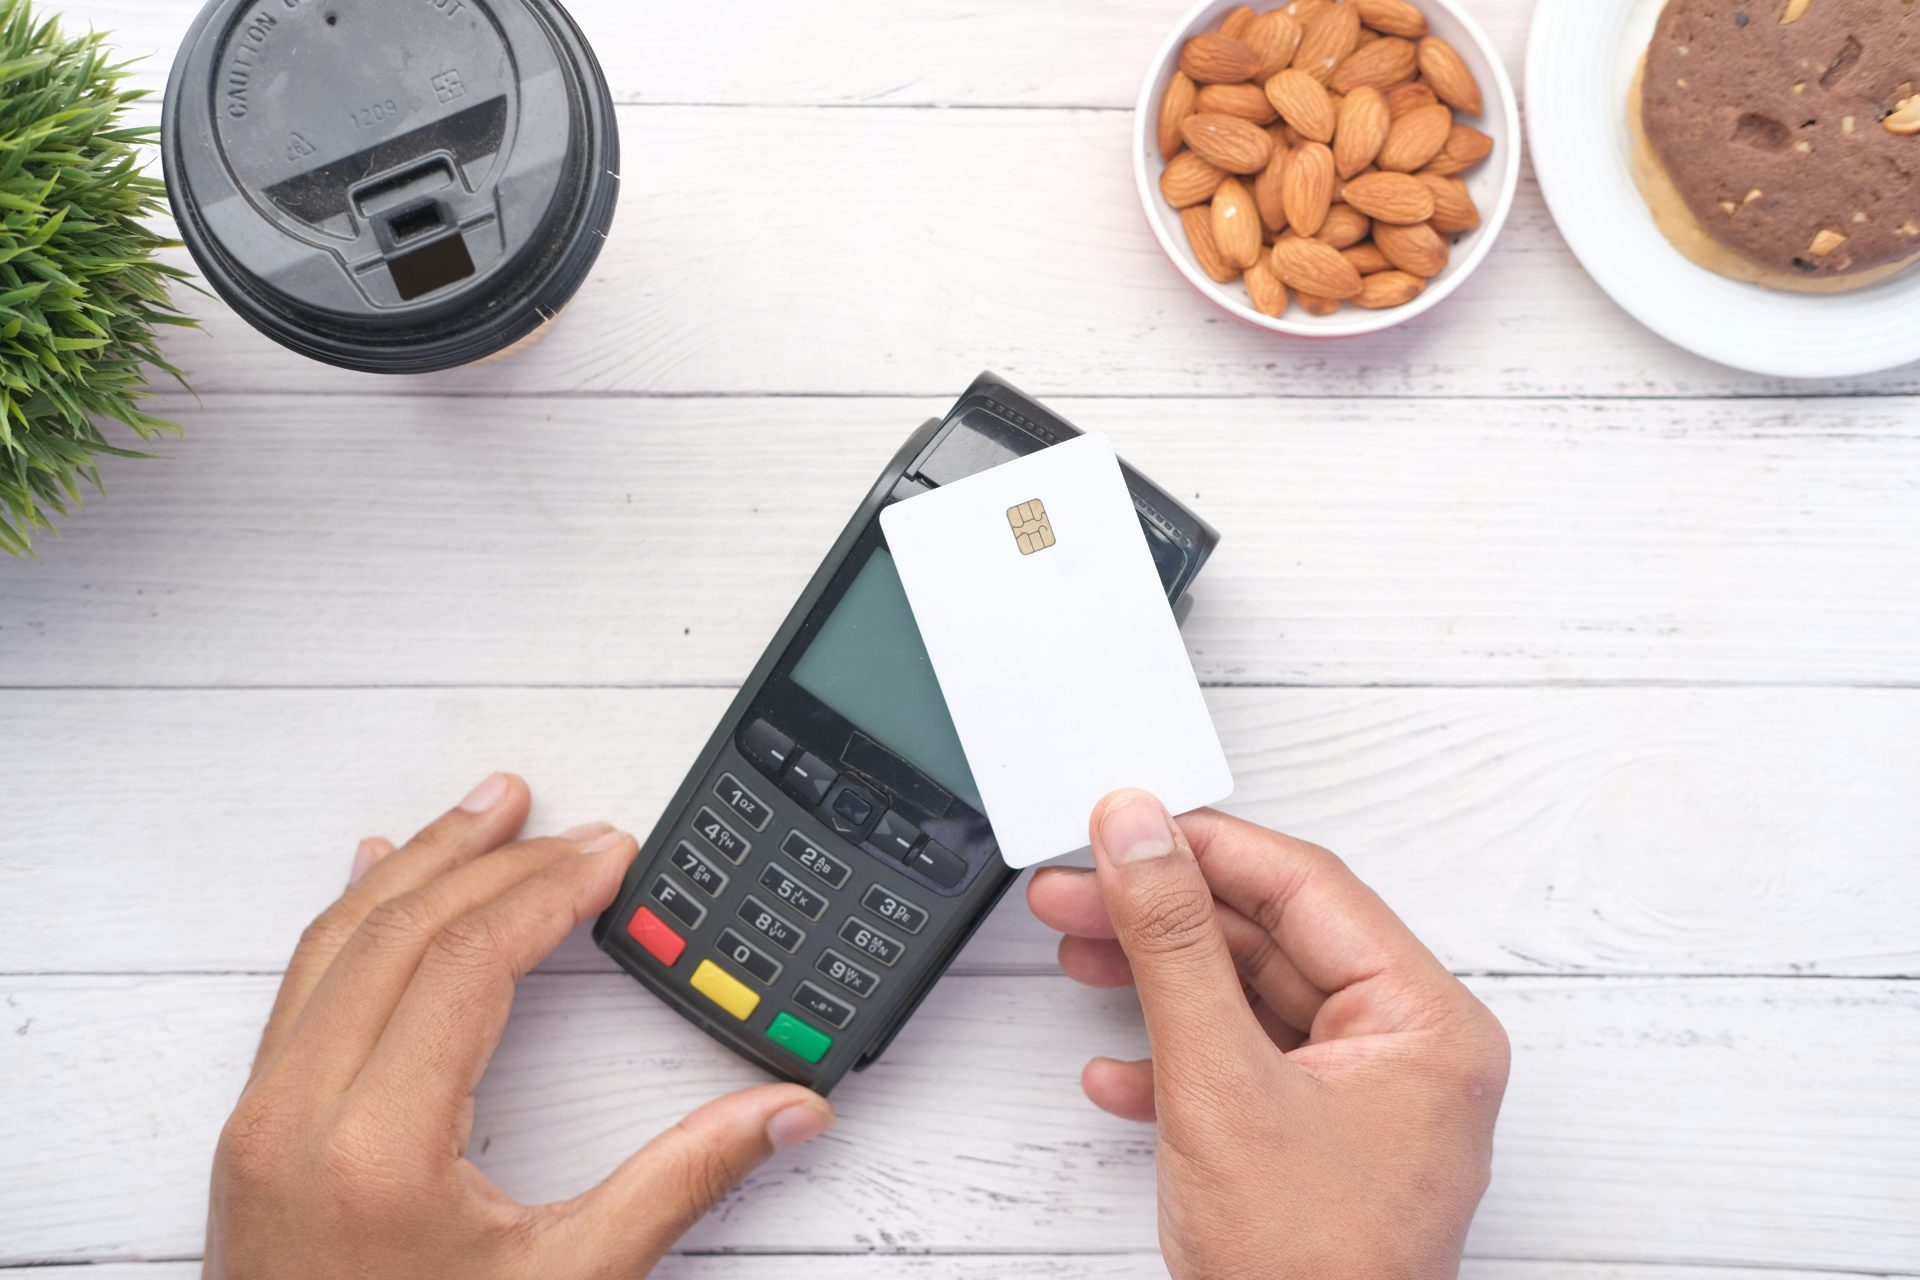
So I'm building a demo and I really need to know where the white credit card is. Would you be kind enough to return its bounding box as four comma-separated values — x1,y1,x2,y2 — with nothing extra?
879,432,1232,868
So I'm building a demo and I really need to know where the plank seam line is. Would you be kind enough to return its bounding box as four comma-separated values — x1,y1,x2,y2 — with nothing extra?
4,970,1914,981
8,681,1920,694
0,1255,1912,1276
131,388,1920,404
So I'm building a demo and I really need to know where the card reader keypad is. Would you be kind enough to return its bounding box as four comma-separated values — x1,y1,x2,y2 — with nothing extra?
794,981,856,1029
692,807,750,863
838,916,905,967
759,863,829,921
652,875,705,929
862,884,929,934
617,717,988,1077
783,830,851,889
816,948,881,998
715,928,783,985
713,774,773,832
672,843,729,897
740,895,806,953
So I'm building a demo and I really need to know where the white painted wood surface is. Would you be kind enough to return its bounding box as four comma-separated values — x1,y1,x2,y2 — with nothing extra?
5,688,1919,978
3,1267,1909,1280
5,975,1917,1268
3,0,1917,1277
10,396,1920,689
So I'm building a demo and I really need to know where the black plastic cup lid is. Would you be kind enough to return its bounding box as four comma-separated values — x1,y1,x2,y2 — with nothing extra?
163,0,619,375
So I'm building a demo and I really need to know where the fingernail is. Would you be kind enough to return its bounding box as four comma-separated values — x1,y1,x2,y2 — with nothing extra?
348,838,383,886
766,1101,834,1152
458,773,509,814
580,829,632,856
1101,792,1176,864
561,821,614,842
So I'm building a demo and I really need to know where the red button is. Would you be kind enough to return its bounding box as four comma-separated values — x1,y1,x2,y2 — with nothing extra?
626,906,686,966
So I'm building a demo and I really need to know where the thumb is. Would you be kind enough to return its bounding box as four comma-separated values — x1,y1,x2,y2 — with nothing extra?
1092,790,1267,1074
539,1083,834,1273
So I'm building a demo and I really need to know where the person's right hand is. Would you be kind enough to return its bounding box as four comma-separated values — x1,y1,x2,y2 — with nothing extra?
1029,790,1510,1280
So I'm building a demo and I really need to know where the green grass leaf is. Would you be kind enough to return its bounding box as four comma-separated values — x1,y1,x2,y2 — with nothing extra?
0,0,193,555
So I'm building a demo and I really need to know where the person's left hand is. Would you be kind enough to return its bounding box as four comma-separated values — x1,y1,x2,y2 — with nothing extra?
205,772,836,1280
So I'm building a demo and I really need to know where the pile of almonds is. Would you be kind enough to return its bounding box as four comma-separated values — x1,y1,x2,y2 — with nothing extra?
1156,0,1494,318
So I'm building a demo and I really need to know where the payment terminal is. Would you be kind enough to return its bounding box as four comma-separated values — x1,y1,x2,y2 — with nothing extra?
594,374,1220,1092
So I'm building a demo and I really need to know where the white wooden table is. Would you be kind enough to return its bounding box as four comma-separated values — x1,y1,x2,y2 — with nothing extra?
3,1,1917,1276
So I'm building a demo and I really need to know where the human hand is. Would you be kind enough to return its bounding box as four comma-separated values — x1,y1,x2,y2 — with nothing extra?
206,773,835,1280
1028,791,1509,1280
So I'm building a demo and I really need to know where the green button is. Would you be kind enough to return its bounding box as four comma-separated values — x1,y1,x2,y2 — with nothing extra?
766,1011,833,1064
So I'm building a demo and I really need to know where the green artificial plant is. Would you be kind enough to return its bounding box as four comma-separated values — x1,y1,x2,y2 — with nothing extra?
0,0,193,556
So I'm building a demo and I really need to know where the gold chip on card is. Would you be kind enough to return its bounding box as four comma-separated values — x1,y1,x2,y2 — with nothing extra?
1007,500,1056,555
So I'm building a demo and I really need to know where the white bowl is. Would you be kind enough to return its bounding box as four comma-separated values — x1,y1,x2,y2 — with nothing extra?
1133,0,1523,337
1528,0,1920,379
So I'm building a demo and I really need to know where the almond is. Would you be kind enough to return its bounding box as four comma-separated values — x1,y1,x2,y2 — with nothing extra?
1158,72,1199,161
1264,69,1336,142
1355,269,1427,308
1377,103,1452,171
1373,219,1449,276
1418,36,1483,115
1423,122,1495,176
1808,228,1847,256
1281,140,1336,237
1316,202,1373,248
1418,172,1480,233
1254,146,1291,231
1211,177,1265,269
1340,171,1435,224
1342,241,1394,273
1885,94,1920,136
1181,204,1241,283
1356,0,1428,38
1329,37,1418,94
1386,80,1439,118
1294,1,1362,84
1334,85,1391,178
1243,10,1302,79
1180,33,1262,85
1244,258,1290,316
1295,290,1342,316
1270,234,1365,298
1161,150,1227,208
1198,82,1280,124
1180,112,1276,174
1219,5,1257,40
1279,0,1333,29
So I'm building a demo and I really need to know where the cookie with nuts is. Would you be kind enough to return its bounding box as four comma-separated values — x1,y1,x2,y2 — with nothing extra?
1638,0,1920,287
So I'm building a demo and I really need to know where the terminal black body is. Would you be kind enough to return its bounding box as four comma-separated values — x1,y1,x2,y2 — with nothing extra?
594,374,1220,1092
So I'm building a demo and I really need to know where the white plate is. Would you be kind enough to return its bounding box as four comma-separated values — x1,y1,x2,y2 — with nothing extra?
1527,0,1920,379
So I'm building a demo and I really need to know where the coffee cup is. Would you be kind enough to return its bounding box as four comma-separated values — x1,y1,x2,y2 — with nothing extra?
163,0,619,374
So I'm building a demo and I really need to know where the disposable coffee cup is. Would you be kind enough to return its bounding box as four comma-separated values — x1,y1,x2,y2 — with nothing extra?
163,0,619,375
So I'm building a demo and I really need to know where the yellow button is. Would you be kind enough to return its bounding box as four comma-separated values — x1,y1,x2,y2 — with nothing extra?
690,959,761,1021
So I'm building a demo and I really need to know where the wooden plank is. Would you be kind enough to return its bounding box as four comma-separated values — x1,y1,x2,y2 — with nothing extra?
114,102,1920,401
3,687,1916,979
7,395,1920,689
5,1262,1911,1280
9,1263,1912,1280
51,0,1917,397
65,0,1533,110
2,975,1914,1268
